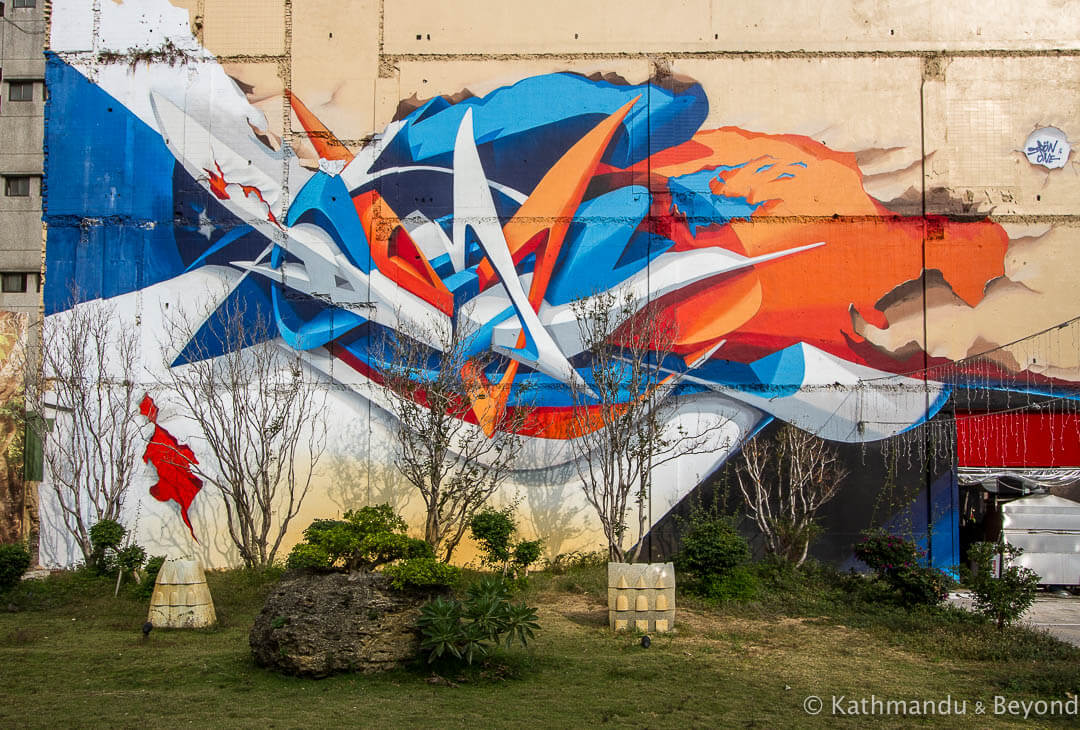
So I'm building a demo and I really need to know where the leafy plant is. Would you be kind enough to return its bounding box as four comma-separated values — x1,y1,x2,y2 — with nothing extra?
285,504,433,572
115,544,147,576
854,532,921,575
417,575,539,666
965,541,1040,629
854,532,950,607
890,565,951,607
0,542,31,592
470,508,516,565
135,555,166,600
417,596,467,663
469,506,543,579
382,557,461,591
88,519,126,574
284,543,332,571
702,565,758,602
512,540,543,574
87,519,147,595
674,502,755,600
543,550,607,574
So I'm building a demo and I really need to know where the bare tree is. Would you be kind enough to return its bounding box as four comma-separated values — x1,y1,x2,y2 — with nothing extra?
160,295,326,568
24,291,143,562
379,320,531,562
567,290,728,563
735,424,847,565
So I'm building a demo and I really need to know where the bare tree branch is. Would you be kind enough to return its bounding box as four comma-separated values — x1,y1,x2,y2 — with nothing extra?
158,293,326,568
567,289,730,563
735,424,847,565
24,286,143,562
378,318,531,562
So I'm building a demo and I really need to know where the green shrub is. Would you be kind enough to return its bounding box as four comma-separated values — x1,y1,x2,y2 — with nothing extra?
698,564,757,602
674,503,754,600
470,508,515,565
469,506,543,579
88,519,126,574
853,532,922,574
512,539,543,571
286,504,433,572
383,556,461,591
115,544,147,574
543,550,607,574
87,519,147,593
891,565,951,607
417,575,539,666
966,541,1040,629
853,532,949,607
135,555,166,600
0,542,31,592
284,543,333,571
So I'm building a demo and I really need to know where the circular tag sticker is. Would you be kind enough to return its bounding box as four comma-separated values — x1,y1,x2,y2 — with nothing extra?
1024,127,1070,169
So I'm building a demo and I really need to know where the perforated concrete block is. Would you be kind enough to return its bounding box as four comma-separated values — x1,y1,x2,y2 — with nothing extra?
607,562,675,633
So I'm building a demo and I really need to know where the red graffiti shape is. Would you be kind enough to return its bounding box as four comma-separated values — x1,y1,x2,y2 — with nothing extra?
204,161,231,201
139,394,203,540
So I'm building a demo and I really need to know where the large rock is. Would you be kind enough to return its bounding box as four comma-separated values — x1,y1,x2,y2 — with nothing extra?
250,570,428,677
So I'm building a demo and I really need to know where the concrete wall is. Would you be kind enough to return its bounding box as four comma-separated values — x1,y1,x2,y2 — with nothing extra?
38,0,1080,567
0,0,45,306
0,1,45,547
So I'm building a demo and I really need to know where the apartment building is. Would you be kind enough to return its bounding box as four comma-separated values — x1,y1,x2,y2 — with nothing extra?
0,0,43,547
0,0,44,319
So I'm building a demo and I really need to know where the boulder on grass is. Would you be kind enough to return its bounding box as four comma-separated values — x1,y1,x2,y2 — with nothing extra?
249,570,428,677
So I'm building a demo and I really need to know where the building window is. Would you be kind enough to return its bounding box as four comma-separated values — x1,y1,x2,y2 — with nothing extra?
8,80,33,102
1,273,26,293
4,176,31,197
11,0,35,8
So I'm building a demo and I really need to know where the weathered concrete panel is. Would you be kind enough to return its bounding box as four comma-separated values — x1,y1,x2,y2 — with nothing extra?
383,0,1080,54
709,0,932,52
2,12,46,61
383,0,714,55
924,56,1080,217
0,214,44,269
930,0,1080,51
290,0,380,142
201,0,287,56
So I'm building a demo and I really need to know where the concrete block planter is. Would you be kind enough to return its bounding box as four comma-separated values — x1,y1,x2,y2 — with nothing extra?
607,562,675,632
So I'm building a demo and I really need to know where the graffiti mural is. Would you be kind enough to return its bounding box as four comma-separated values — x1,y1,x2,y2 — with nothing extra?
40,1,1080,566
0,312,28,546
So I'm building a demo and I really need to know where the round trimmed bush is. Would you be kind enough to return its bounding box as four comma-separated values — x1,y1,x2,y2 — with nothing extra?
0,542,31,592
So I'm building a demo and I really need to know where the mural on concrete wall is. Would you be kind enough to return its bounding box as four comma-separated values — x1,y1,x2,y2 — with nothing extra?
0,312,28,545
40,0,1080,566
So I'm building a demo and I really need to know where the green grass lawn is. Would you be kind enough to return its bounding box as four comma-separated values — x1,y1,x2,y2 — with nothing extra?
1,564,1078,729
